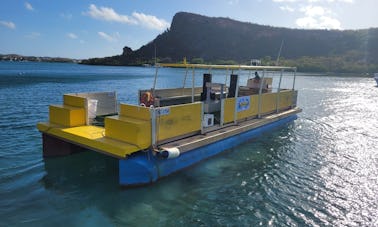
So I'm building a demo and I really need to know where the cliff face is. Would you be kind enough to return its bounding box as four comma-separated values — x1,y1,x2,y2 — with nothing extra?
82,12,378,69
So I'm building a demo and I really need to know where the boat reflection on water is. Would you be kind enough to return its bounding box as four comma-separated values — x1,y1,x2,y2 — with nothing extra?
41,151,118,190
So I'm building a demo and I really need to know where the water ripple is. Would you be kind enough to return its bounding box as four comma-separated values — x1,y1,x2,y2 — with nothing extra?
1,63,378,226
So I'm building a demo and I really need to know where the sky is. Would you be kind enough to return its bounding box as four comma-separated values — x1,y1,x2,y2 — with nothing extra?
0,0,377,59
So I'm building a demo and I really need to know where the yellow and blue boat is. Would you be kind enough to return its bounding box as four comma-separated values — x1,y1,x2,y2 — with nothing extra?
37,63,301,187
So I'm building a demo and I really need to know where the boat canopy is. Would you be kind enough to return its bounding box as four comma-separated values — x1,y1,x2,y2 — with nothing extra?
159,63,296,71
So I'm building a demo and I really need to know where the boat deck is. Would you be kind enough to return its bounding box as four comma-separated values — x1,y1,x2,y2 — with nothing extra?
38,107,301,159
37,122,140,158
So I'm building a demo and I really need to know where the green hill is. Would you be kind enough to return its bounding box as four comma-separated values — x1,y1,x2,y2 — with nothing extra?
81,12,378,73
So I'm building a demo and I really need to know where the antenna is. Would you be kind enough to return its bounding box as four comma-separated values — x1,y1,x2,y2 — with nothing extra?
276,40,284,66
154,44,157,65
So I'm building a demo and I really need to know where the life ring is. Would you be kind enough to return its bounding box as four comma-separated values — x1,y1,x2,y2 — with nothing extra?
140,91,154,107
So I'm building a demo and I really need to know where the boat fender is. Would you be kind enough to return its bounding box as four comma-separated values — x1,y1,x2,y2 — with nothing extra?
157,147,180,159
140,91,154,107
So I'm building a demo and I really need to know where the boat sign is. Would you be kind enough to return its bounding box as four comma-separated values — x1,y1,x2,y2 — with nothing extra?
237,96,250,112
156,107,170,116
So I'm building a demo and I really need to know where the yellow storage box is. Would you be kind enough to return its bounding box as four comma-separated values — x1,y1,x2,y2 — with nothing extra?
63,94,87,108
49,104,86,127
105,115,151,149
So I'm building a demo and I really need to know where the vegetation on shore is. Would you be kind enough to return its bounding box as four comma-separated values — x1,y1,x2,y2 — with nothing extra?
0,54,78,63
3,12,376,74
81,12,378,74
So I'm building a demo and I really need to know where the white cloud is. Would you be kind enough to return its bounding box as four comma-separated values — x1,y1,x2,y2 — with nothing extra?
296,17,317,28
84,4,169,31
98,31,120,42
274,0,353,2
0,20,16,29
67,33,78,39
273,0,299,2
131,12,170,30
228,0,239,5
296,15,341,29
296,5,341,29
272,0,348,29
25,2,34,11
85,4,136,24
309,0,353,2
318,15,341,28
300,5,327,17
279,5,295,12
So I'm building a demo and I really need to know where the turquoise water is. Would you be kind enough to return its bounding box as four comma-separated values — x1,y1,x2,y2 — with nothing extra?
0,61,377,226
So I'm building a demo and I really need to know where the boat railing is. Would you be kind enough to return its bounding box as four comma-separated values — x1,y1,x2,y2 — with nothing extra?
139,87,203,107
148,63,298,129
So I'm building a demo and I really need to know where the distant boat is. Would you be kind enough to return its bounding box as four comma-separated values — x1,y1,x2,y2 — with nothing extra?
374,73,378,86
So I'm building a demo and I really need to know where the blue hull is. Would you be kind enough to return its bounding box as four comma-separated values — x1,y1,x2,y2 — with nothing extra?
119,114,297,186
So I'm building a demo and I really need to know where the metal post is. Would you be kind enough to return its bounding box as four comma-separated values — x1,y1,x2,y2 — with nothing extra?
233,72,240,124
236,68,241,98
225,68,229,86
291,68,297,108
257,69,266,118
150,108,156,147
152,65,159,97
201,102,204,134
182,67,188,88
191,67,195,103
276,69,283,113
292,68,297,91
221,99,225,127
220,84,224,127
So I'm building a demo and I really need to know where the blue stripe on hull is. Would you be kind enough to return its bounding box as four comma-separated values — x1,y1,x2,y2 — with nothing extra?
119,114,297,187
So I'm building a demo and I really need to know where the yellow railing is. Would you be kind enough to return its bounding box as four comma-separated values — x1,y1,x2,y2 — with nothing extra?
156,102,202,142
223,90,295,123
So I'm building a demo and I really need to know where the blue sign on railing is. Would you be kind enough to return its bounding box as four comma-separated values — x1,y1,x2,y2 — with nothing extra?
157,107,170,116
237,96,250,112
